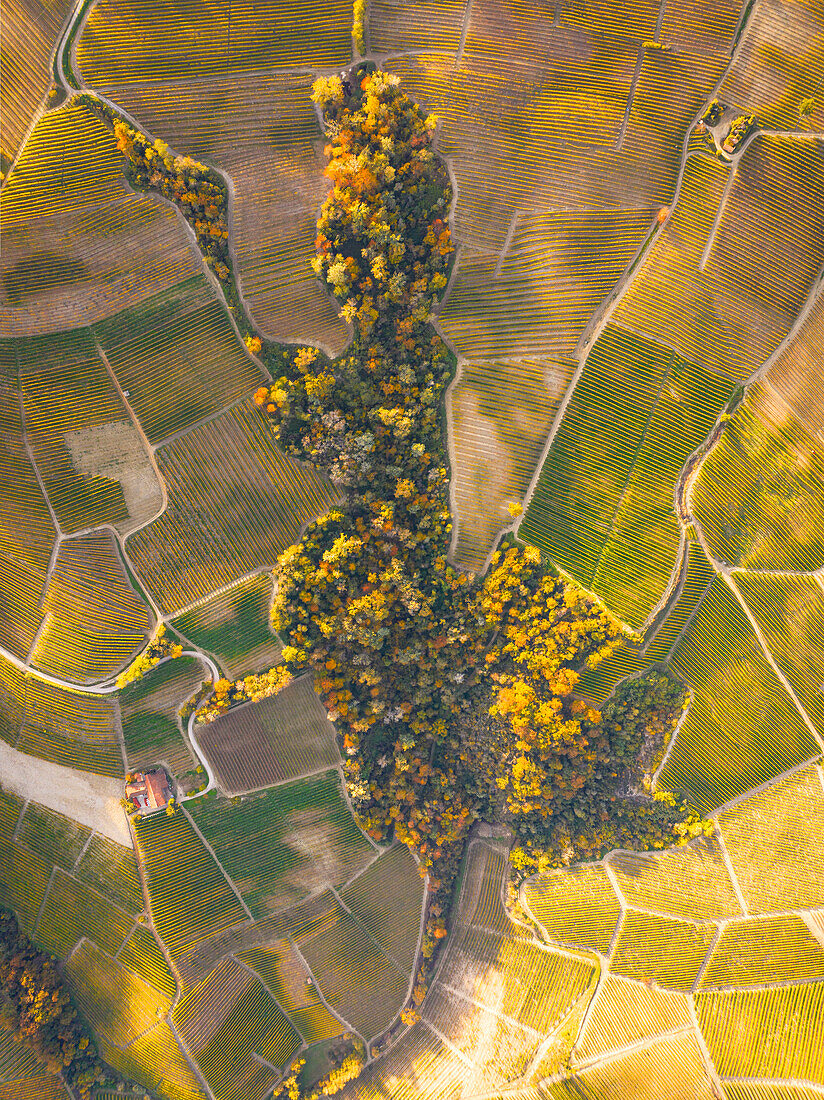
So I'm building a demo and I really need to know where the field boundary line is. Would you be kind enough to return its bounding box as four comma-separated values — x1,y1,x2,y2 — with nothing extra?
167,1012,216,1100
690,922,725,994
651,687,692,788
179,804,253,920
161,565,275,622
616,46,645,152
454,0,472,68
571,1024,695,1072
698,165,737,271
329,884,407,976
602,861,628,918
710,821,749,916
10,799,28,844
230,954,306,1061
219,762,345,800
32,865,58,938
284,931,365,1042
420,1017,476,1069
71,829,94,870
721,1078,824,1094
434,980,544,1038
95,341,168,537
687,994,727,1099
337,846,383,893
521,983,596,1082
493,211,520,277
707,755,823,819
724,572,824,752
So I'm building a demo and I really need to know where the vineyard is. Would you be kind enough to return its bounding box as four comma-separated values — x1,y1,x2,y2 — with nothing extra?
171,573,282,680
2,0,824,1095
196,675,341,793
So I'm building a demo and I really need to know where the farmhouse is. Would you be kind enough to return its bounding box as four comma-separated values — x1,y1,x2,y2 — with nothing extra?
125,769,171,811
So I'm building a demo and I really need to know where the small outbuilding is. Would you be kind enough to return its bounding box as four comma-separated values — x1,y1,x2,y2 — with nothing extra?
125,769,171,812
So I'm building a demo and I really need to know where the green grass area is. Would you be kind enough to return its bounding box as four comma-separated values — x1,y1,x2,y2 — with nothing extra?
663,578,821,812
134,810,249,961
172,573,282,680
523,865,622,954
187,771,373,918
16,801,91,870
610,910,716,991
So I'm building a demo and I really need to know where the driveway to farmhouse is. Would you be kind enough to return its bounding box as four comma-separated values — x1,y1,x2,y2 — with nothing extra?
0,737,130,845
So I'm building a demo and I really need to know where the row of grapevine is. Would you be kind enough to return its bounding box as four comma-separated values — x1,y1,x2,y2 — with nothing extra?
422,983,537,1091
134,810,249,960
126,402,337,613
235,941,344,1043
0,653,123,775
174,959,300,1100
35,867,137,958
31,534,152,683
609,909,717,992
73,832,145,912
197,676,340,795
17,333,133,531
65,939,171,1049
368,0,468,54
642,543,716,662
696,983,824,1082
94,276,264,446
523,864,622,954
97,1021,206,1100
715,763,824,914
0,0,73,159
344,1024,470,1099
718,0,824,131
662,578,821,812
17,800,92,870
700,914,824,988
172,573,282,680
119,656,203,779
186,771,373,919
1,104,201,337
117,925,177,998
0,348,57,660
574,975,693,1064
448,356,576,569
575,1031,717,1100
78,0,352,83
294,900,409,1040
606,838,741,920
79,72,349,355
340,844,424,974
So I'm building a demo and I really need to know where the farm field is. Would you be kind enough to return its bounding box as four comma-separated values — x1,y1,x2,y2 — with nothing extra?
119,655,204,779
4,0,824,1096
0,102,203,336
126,401,338,613
196,674,340,793
171,573,282,680
186,770,375,917
84,73,350,355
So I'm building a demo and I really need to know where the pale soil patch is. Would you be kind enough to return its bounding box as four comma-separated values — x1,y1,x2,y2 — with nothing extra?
450,358,575,569
65,419,162,530
0,735,130,845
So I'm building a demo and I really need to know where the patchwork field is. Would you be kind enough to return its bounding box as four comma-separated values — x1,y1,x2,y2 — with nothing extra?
196,674,340,793
126,401,337,613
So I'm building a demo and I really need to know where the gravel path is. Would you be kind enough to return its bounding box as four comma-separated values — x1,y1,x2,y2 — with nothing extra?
0,737,130,845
